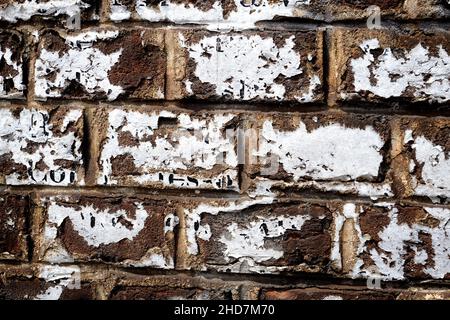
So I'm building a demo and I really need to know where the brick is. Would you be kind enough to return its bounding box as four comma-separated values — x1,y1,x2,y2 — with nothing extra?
181,198,335,274
166,29,323,103
34,29,165,101
34,194,178,268
108,1,448,26
92,107,239,191
0,106,84,186
0,193,28,261
401,117,450,202
336,202,450,280
260,287,450,300
0,0,99,23
0,264,96,300
245,113,392,199
330,27,450,105
0,30,25,99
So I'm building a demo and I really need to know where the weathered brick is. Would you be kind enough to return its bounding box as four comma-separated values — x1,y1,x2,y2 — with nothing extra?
92,107,239,190
0,106,84,186
34,29,165,101
108,1,448,26
34,194,178,268
0,264,96,300
166,29,323,103
0,193,28,261
401,117,450,202
245,113,392,199
0,30,25,99
330,27,450,105
0,0,99,23
335,202,450,280
181,198,335,274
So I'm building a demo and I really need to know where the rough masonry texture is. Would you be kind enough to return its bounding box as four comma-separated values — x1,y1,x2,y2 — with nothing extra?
0,0,449,301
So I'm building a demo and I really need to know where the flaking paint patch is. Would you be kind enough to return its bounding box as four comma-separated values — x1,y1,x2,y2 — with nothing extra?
0,108,83,185
0,0,92,22
35,31,124,101
0,47,24,98
256,120,385,181
180,33,319,101
350,39,450,102
98,109,238,190
406,131,450,201
35,265,80,300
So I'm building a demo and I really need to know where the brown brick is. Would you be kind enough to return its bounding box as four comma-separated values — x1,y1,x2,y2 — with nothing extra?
399,117,450,202
260,287,397,300
91,107,240,190
244,112,392,199
34,29,165,101
0,193,28,261
330,27,450,105
166,29,323,103
34,194,178,268
108,0,448,24
181,198,334,274
0,30,25,99
0,0,99,24
345,203,450,280
0,106,84,186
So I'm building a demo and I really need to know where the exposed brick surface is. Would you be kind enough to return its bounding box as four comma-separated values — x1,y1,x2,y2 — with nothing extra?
0,30,25,99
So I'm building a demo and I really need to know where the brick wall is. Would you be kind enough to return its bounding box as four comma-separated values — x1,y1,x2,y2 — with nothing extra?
0,0,449,300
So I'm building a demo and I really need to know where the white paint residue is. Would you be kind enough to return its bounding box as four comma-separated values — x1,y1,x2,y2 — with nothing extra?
185,197,275,255
323,295,344,300
355,205,450,280
127,0,310,30
257,120,385,181
351,39,450,102
98,109,238,186
110,0,132,20
61,109,82,132
409,134,450,200
0,108,82,185
219,214,313,263
180,33,308,101
35,31,124,101
164,213,179,234
35,265,80,300
46,202,148,247
0,47,24,98
0,0,91,22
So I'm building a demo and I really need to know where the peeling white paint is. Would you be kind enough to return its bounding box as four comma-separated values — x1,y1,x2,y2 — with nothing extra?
179,33,319,101
408,132,450,200
35,265,80,300
98,109,238,189
0,47,24,98
0,108,83,185
0,0,92,22
110,0,131,20
45,202,148,247
219,214,313,263
350,39,450,102
35,31,124,101
257,120,385,181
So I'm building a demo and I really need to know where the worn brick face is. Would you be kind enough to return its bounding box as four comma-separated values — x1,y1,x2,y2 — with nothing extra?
330,27,450,105
92,107,240,190
167,29,323,103
0,193,28,261
35,195,178,268
0,30,25,99
35,29,166,101
0,0,99,23
0,106,84,186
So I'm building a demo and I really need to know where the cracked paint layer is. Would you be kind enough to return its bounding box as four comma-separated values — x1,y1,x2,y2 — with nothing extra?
96,108,239,190
184,198,333,274
0,0,97,23
0,31,24,98
176,31,322,102
0,107,83,186
39,196,176,268
335,203,450,280
350,39,450,102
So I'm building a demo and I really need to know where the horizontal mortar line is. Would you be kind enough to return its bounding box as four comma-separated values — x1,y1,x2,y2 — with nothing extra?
1,261,449,289
1,184,449,208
